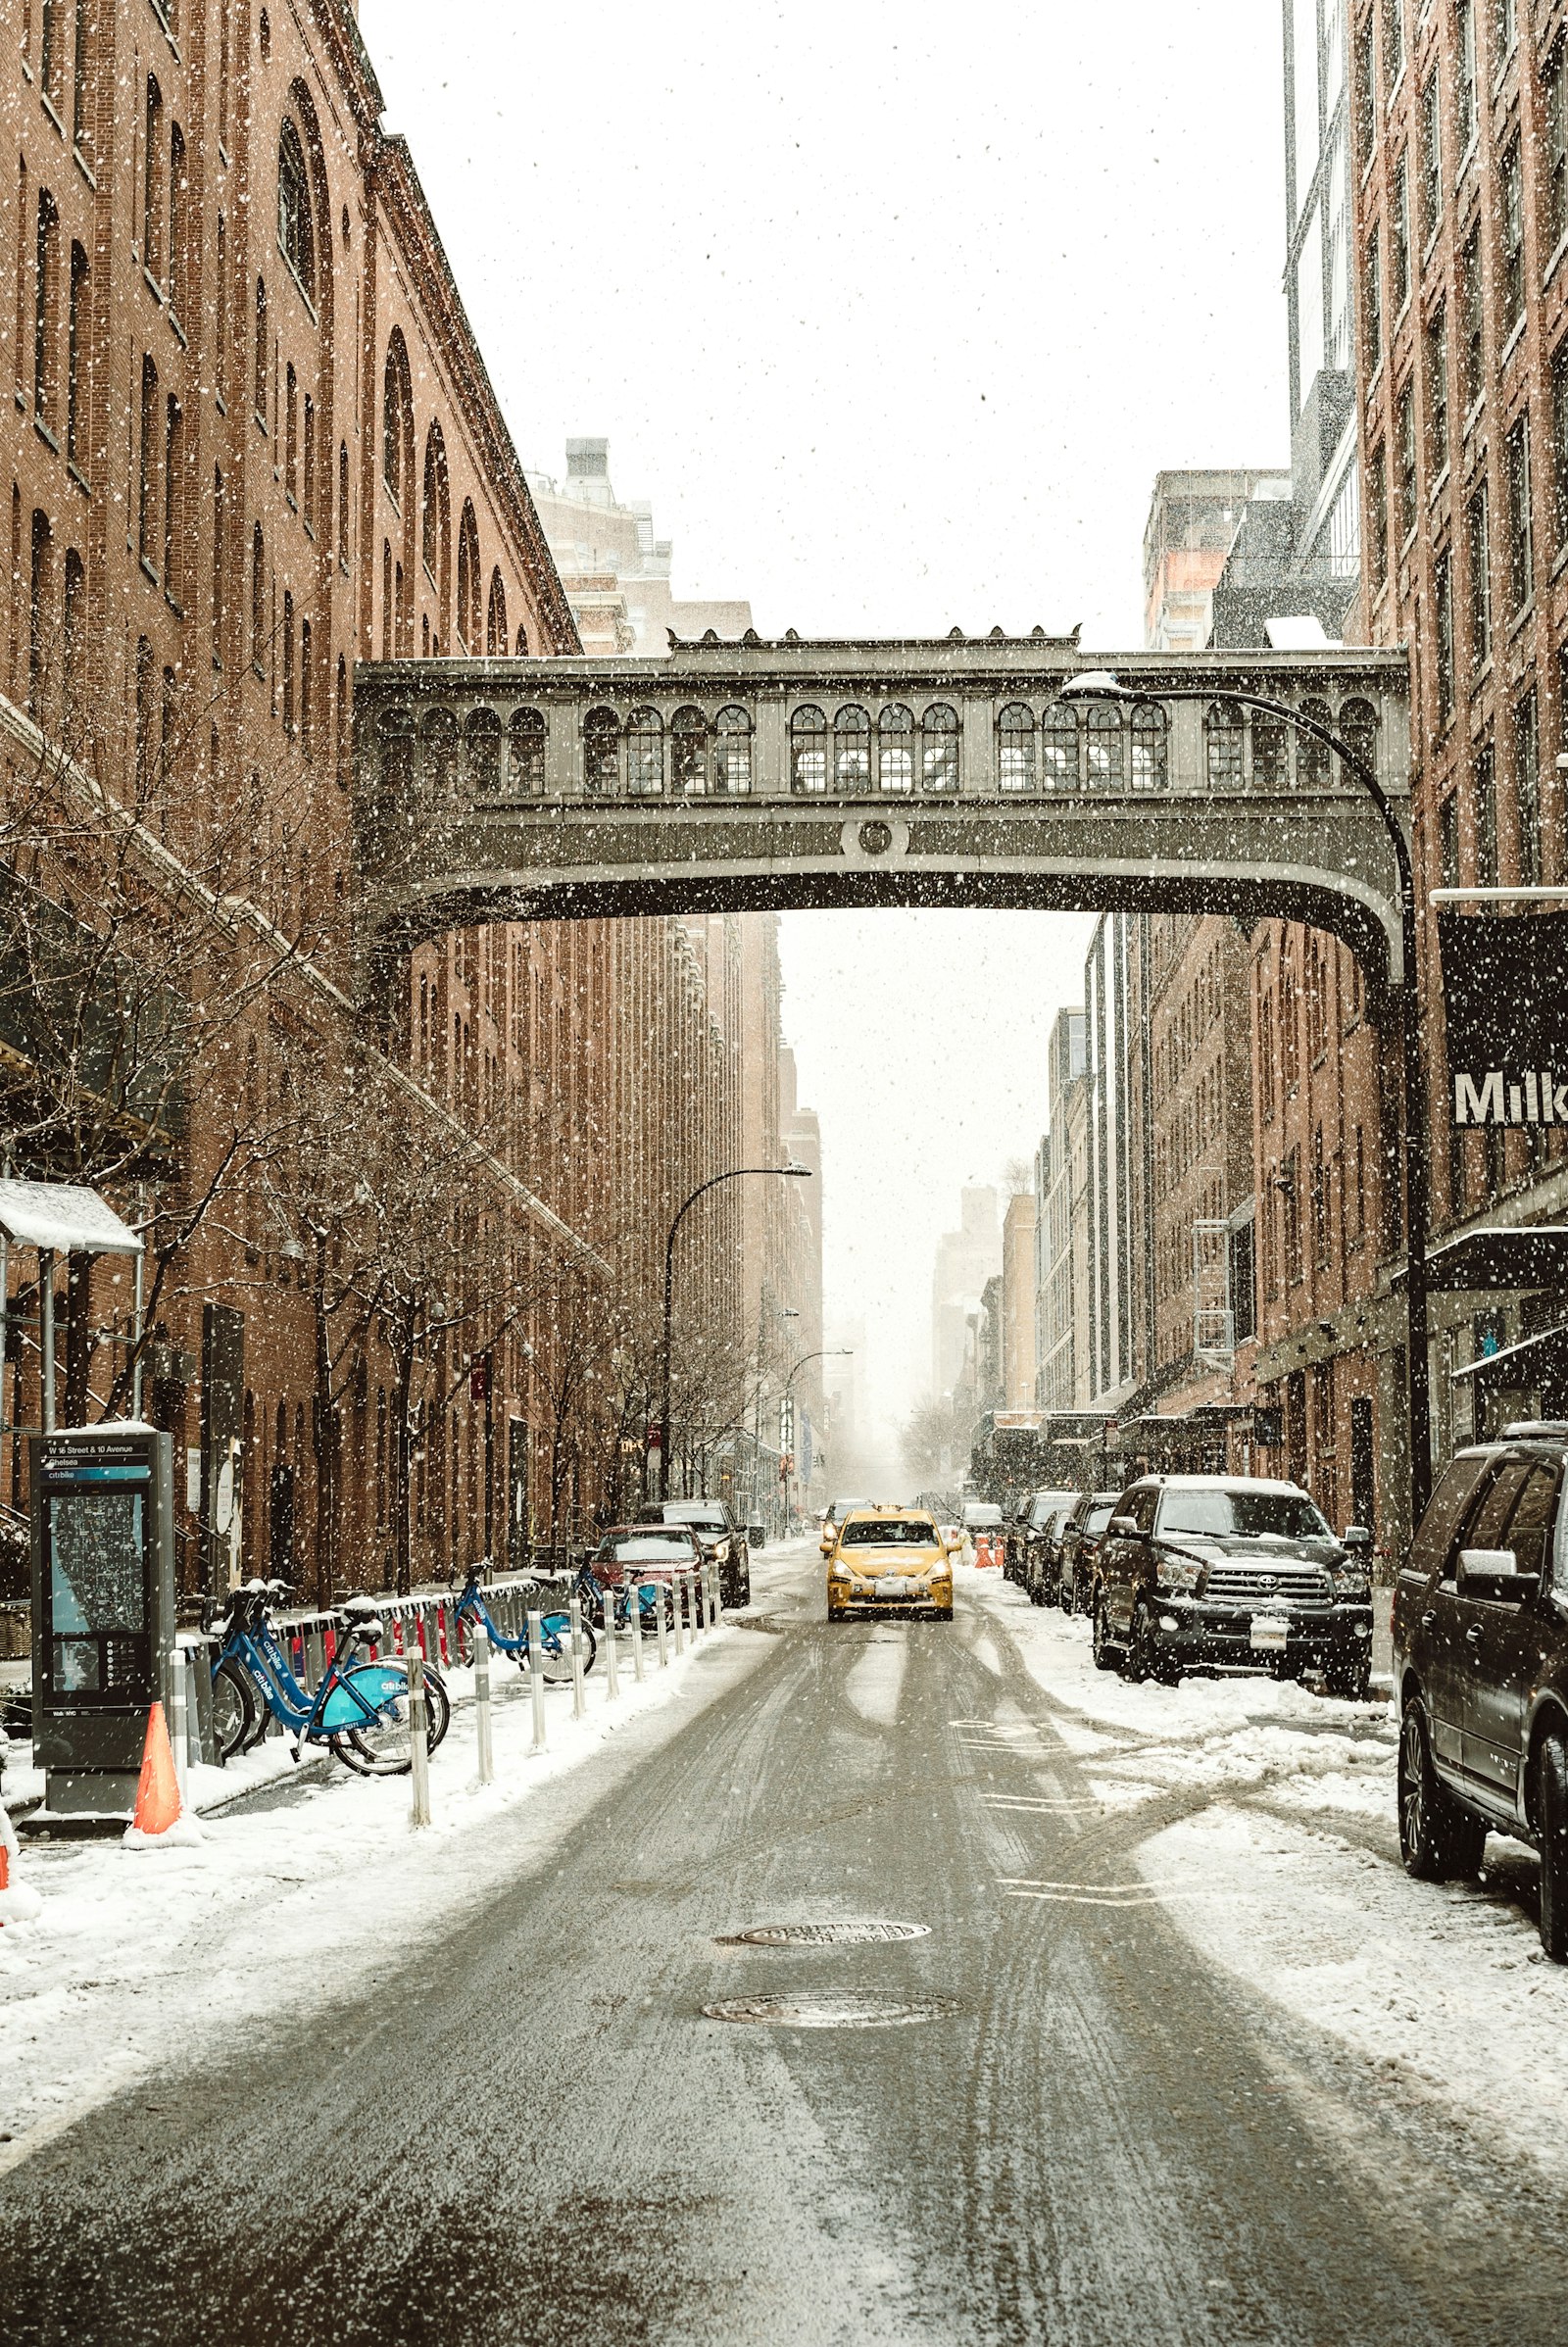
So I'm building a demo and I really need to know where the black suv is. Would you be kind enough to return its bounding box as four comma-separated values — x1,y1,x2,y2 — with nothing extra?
636,1498,751,1607
1092,1474,1374,1695
1017,1489,1082,1606
1059,1491,1121,1615
1392,1424,1568,1960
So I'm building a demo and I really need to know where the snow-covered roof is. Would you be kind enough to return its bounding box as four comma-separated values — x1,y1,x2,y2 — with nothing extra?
0,1178,143,1255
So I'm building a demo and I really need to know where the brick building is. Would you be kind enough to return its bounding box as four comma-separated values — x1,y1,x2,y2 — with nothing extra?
2,0,761,1596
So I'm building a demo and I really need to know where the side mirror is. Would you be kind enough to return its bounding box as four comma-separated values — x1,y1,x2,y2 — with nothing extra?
819,1531,834,1555
1456,1546,1538,1600
1109,1516,1144,1540
1342,1525,1373,1551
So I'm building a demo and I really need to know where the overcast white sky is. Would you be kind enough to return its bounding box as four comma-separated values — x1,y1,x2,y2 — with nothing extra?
369,0,1290,1469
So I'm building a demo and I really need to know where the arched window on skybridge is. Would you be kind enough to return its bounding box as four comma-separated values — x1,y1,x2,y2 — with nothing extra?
508,707,546,795
920,703,959,791
834,705,871,790
997,703,1036,792
464,705,502,795
1130,700,1168,790
1298,698,1334,791
671,706,709,796
626,707,664,797
877,704,914,793
419,705,459,797
378,703,415,798
1084,702,1125,788
790,705,828,794
1338,697,1379,785
1251,708,1290,790
713,706,753,795
1040,699,1078,789
584,706,620,796
1205,699,1246,789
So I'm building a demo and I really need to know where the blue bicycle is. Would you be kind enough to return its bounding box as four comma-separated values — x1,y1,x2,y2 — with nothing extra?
452,1563,594,1682
207,1581,450,1774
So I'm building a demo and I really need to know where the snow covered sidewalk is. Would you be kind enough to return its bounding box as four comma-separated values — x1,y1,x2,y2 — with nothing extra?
967,1564,1568,2179
0,1563,790,2170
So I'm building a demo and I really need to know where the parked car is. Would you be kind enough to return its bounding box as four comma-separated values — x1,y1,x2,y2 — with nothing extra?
1059,1491,1122,1615
588,1525,702,1622
1393,1423,1568,1959
1015,1488,1083,1605
1091,1474,1374,1694
825,1507,956,1624
636,1497,751,1606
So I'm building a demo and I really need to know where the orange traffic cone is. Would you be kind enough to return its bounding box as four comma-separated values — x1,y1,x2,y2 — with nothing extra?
976,1533,991,1569
125,1701,182,1839
0,1798,40,1923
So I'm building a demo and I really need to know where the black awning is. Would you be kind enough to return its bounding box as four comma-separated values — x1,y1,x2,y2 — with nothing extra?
1406,1226,1568,1293
1452,1320,1568,1385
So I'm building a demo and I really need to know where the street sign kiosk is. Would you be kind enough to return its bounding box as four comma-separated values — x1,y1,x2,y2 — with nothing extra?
30,1424,174,1816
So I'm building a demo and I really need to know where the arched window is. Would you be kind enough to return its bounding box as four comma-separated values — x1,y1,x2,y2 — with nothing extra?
790,706,828,794
66,238,86,466
143,78,164,281
1084,703,1124,788
284,361,298,502
1298,697,1334,790
382,332,411,505
833,705,870,790
997,704,1035,793
281,589,295,730
921,703,959,791
277,120,315,301
878,704,914,793
163,391,184,603
1251,709,1289,789
456,501,480,650
1205,699,1246,788
62,545,85,721
626,708,664,796
337,443,349,567
168,122,187,319
671,706,709,796
421,423,451,633
420,707,459,797
1338,697,1379,782
508,708,546,795
250,522,266,668
714,706,752,796
583,706,619,795
379,703,414,800
137,353,158,564
299,617,313,754
486,568,508,658
33,188,58,426
253,277,268,422
1041,700,1077,789
1130,700,1168,790
335,657,350,788
302,393,316,531
514,623,529,657
464,706,502,794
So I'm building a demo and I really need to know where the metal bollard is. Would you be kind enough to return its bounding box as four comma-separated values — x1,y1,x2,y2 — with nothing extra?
527,1608,548,1752
170,1645,190,1804
408,1650,432,1828
604,1596,620,1703
704,1561,715,1632
569,1595,586,1719
673,1572,687,1655
710,1560,719,1629
629,1584,646,1683
473,1621,495,1785
656,1585,669,1669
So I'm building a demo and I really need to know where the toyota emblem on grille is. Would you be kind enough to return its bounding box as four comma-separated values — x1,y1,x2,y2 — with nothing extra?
1257,1574,1278,1592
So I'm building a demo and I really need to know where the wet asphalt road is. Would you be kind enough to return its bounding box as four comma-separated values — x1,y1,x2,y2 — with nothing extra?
5,1547,1568,2346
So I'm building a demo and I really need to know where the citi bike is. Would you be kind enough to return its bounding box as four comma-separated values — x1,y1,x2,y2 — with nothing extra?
206,1579,451,1775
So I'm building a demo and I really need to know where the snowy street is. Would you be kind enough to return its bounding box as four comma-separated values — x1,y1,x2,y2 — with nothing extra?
4,1542,1568,2345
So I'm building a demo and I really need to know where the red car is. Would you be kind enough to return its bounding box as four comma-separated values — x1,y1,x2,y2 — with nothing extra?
591,1524,704,1621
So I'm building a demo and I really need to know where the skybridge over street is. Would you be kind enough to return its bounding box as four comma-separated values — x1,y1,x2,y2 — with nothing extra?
352,632,1412,996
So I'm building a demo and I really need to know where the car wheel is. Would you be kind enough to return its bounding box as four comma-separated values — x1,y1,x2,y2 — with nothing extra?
1535,1731,1568,1962
1122,1602,1152,1684
1398,1697,1485,1882
1134,1601,1180,1687
1091,1591,1116,1672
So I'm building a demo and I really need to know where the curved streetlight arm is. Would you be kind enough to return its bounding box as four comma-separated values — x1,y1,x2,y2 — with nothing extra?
659,1163,811,1500
1061,670,1432,1523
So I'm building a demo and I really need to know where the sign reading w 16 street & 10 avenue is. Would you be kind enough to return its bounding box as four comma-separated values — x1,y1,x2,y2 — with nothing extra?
1439,908,1568,1128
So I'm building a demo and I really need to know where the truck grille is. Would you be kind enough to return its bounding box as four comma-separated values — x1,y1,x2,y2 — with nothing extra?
1203,1562,1333,1608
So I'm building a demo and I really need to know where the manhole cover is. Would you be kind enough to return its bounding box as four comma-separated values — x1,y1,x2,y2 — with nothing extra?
727,1920,930,1946
704,1991,958,2029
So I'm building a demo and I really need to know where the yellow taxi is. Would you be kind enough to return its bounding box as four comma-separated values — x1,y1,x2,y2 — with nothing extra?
823,1505,956,1624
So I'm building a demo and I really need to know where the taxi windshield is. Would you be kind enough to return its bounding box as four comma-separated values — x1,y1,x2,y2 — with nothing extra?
840,1518,938,1547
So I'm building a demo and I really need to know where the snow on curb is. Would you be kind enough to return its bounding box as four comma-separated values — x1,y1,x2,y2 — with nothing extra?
0,1603,761,2166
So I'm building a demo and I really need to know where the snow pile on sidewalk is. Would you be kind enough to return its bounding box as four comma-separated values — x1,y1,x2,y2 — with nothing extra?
0,1604,760,2164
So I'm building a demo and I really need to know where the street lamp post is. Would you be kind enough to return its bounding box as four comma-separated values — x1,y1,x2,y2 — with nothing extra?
660,1164,811,1501
779,1347,853,1527
1061,672,1433,1525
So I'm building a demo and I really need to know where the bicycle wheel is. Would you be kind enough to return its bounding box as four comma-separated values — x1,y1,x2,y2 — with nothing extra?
534,1613,595,1684
211,1659,256,1761
329,1661,425,1776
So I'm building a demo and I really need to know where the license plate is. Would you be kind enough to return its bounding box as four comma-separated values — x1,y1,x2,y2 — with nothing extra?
1250,1615,1290,1651
878,1578,910,1599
